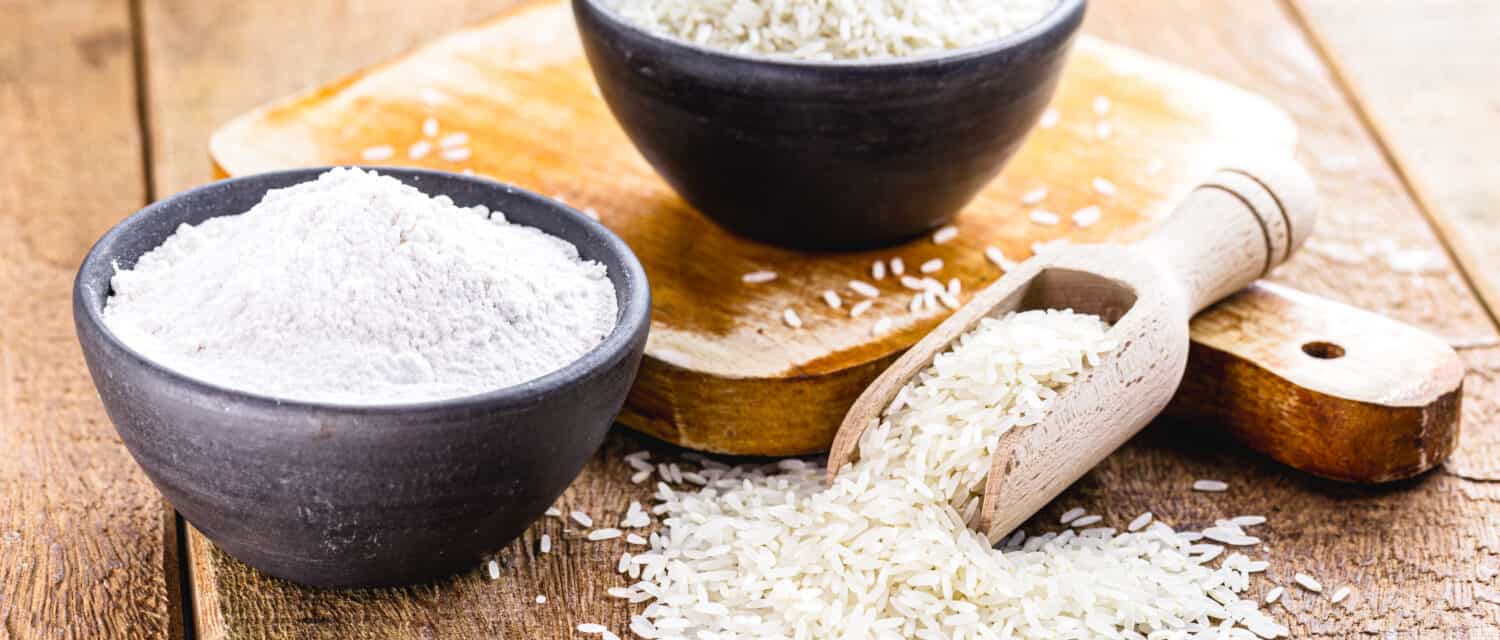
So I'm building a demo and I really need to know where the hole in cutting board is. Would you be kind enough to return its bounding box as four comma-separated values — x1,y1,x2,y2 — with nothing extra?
1301,341,1346,359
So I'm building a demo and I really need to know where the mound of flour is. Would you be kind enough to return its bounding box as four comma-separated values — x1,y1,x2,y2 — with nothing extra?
103,168,618,404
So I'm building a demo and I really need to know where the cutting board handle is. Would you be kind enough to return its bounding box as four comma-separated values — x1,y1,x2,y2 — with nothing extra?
1175,281,1464,482
1141,158,1317,315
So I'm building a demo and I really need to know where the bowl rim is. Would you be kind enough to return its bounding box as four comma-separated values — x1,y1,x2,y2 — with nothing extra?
73,166,652,416
576,0,1086,70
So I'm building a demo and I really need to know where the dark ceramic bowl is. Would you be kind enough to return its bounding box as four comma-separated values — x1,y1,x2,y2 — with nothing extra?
73,168,651,588
573,0,1086,250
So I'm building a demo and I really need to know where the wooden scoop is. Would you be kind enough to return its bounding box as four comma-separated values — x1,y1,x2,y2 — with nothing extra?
828,157,1318,542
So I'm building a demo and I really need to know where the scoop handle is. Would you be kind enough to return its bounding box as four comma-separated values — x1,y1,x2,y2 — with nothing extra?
1174,281,1464,482
1140,158,1317,315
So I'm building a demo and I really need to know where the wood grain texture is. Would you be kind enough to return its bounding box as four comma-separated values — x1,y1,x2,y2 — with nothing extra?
210,0,1306,457
138,0,505,196
137,0,1500,637
1289,0,1500,325
0,1,175,638
1175,282,1464,483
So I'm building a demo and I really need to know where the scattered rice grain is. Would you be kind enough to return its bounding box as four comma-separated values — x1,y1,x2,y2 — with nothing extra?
360,145,394,162
1072,205,1102,228
849,280,880,298
932,225,959,244
589,528,623,541
1021,187,1049,205
1294,573,1323,592
1029,210,1061,226
782,308,803,329
742,270,777,284
408,140,432,160
1093,96,1111,115
1193,479,1230,492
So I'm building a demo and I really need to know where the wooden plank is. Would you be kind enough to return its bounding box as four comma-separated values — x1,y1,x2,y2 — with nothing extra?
143,1,1500,638
1288,0,1500,325
0,1,176,638
139,0,506,196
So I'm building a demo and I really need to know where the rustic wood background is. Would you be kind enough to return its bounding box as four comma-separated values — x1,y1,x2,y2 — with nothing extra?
2,1,1497,638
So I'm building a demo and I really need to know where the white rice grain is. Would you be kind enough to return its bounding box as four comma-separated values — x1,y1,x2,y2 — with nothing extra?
1193,479,1230,492
783,308,803,329
1029,210,1061,226
360,145,394,162
1093,96,1112,115
742,270,778,284
985,246,1016,271
1021,187,1049,205
932,225,959,244
1071,205,1102,228
439,132,469,148
408,140,433,160
1127,512,1153,531
849,280,880,298
1070,515,1103,528
1294,573,1323,592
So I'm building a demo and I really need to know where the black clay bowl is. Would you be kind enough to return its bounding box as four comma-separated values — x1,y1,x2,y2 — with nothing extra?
573,0,1086,250
73,168,651,588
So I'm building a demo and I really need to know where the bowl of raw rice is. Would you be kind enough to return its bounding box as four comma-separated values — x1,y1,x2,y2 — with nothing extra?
573,0,1086,250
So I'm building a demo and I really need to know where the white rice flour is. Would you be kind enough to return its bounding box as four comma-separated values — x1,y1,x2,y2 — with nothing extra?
104,168,617,404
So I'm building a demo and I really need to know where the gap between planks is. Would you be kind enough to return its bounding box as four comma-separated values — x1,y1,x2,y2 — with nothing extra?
1281,0,1500,332
127,0,159,203
128,0,186,636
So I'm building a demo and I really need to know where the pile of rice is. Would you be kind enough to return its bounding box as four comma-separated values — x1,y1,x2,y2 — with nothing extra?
612,309,1289,639
597,0,1061,61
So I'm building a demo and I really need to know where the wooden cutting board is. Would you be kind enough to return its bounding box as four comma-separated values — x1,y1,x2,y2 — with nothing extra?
210,0,1460,481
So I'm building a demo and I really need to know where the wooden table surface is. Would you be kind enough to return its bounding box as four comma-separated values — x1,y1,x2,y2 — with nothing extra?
3,1,1497,638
